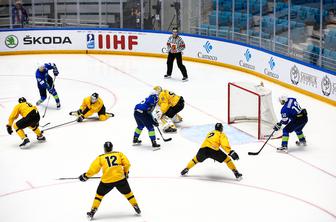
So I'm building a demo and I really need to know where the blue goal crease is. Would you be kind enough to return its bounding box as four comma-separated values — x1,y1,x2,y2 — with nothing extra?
180,124,257,146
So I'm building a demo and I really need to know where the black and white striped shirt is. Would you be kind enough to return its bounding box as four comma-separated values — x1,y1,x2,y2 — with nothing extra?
166,35,186,53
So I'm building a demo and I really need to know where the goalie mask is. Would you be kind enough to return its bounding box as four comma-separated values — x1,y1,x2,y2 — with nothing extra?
153,86,162,94
104,141,113,153
91,93,99,103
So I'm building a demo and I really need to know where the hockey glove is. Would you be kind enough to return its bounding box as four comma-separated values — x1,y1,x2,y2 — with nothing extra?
79,173,88,182
229,150,239,160
273,122,282,131
153,118,159,127
77,115,84,122
77,109,83,116
6,125,13,135
52,64,59,76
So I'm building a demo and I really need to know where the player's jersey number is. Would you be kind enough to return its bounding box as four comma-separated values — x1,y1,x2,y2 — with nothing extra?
105,155,118,167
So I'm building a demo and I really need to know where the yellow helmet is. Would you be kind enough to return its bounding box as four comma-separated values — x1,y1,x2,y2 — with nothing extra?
153,86,162,94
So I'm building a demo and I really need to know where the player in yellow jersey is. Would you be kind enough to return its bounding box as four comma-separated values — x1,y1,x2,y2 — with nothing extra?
70,93,114,122
79,141,141,220
153,86,184,133
6,97,45,148
180,123,242,180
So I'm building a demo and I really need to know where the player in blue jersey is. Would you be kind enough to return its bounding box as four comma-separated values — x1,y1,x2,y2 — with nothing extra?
273,96,308,152
35,63,61,109
133,92,160,148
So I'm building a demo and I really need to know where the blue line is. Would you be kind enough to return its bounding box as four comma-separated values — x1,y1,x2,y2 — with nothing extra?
1,27,335,75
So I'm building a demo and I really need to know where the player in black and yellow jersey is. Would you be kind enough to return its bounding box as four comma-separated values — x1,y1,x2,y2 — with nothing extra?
79,141,141,220
153,86,184,133
6,97,46,148
71,93,114,122
180,123,242,180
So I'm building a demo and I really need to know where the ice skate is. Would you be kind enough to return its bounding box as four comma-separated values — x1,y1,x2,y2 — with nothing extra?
164,74,171,79
182,77,188,82
19,138,30,149
277,146,288,153
233,170,242,181
151,140,160,150
86,208,97,221
56,102,61,109
36,99,45,106
295,140,307,146
37,135,46,142
133,136,142,146
181,168,189,176
133,204,141,215
163,126,177,133
106,112,114,117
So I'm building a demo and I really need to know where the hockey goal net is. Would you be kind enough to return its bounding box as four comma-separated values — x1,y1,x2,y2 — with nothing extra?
228,82,281,140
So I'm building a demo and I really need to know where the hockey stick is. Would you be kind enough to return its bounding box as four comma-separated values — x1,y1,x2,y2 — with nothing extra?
41,120,77,133
248,130,276,155
40,122,50,128
57,176,101,180
42,76,57,118
155,126,172,142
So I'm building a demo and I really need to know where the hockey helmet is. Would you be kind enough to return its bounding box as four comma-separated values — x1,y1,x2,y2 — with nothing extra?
215,123,223,132
91,93,99,103
104,141,113,153
279,95,288,105
153,86,162,94
38,63,45,72
18,97,26,103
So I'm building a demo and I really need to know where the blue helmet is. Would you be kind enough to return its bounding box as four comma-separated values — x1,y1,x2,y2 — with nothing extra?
149,94,158,105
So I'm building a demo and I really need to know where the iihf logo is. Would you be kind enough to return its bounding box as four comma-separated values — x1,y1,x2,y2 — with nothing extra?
203,41,213,53
244,49,252,62
268,57,275,70
87,34,95,49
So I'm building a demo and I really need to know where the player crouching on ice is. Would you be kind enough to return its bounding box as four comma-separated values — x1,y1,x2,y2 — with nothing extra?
153,86,184,133
35,63,61,109
273,96,308,153
181,123,242,181
6,97,46,148
79,141,141,220
133,92,160,149
70,93,114,122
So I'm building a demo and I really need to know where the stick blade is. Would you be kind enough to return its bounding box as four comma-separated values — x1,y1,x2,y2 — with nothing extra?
163,138,172,142
248,151,259,155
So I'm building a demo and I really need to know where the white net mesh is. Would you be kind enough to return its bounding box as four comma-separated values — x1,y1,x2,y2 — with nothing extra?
228,82,281,139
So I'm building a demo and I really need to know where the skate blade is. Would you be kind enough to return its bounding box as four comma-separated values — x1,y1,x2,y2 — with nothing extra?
153,147,161,151
132,143,141,146
20,143,31,149
277,149,288,154
86,216,93,221
236,176,243,181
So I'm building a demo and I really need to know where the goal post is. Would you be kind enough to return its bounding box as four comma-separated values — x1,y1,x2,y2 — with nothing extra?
228,82,281,140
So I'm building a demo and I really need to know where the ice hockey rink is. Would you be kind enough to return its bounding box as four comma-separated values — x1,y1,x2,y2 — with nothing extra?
0,54,335,222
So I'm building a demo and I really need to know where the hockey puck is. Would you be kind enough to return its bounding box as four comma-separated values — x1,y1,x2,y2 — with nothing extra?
157,138,160,140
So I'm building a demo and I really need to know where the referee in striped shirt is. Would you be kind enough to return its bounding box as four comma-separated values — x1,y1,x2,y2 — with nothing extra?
164,27,188,81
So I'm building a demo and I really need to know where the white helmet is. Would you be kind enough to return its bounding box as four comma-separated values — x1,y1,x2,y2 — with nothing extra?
279,95,288,105
37,63,45,72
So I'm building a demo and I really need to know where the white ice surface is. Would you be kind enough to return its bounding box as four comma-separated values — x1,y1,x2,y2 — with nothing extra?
0,54,335,222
